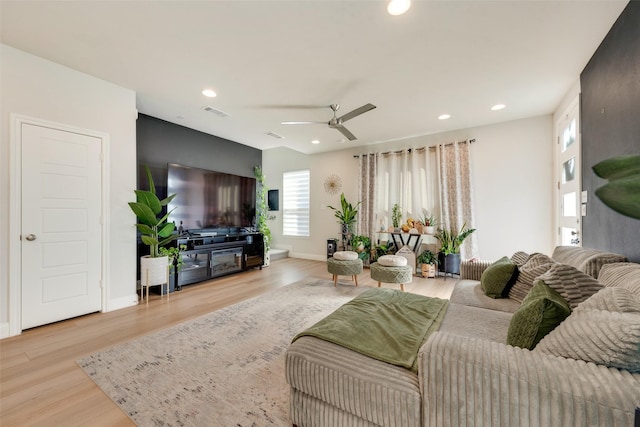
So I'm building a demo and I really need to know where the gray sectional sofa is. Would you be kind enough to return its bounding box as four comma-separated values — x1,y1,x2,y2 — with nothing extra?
285,246,640,426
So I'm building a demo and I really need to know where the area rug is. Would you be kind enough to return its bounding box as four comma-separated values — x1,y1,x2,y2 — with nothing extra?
77,277,368,427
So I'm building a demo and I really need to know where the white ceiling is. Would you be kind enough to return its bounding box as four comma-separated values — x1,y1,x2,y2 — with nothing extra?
0,0,628,154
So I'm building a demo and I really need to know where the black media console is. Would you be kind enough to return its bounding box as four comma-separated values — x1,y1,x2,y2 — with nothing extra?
173,231,264,290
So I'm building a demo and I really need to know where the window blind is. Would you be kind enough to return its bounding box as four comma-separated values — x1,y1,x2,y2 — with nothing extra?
283,170,310,237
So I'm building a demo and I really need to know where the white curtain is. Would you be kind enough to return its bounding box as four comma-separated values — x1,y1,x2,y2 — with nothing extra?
375,148,440,230
437,141,478,259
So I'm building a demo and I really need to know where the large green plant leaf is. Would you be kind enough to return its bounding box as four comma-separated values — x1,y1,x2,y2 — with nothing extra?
160,193,177,207
159,235,179,247
593,154,640,180
593,154,640,220
144,165,156,195
135,223,154,236
141,235,159,246
128,202,159,226
135,190,162,215
595,175,640,219
157,221,176,238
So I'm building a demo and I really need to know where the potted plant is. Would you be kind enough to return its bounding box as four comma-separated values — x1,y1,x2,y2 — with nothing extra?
391,203,402,232
350,235,371,263
434,223,476,275
328,193,360,249
128,165,179,289
417,249,438,278
419,209,438,234
372,242,391,262
254,166,274,266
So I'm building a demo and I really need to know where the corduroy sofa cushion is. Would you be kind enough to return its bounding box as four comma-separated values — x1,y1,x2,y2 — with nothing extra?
508,253,556,303
536,309,640,373
506,281,571,350
574,287,640,314
534,263,603,310
599,262,640,296
551,246,627,279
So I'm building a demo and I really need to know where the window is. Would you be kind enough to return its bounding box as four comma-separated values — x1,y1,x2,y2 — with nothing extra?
283,170,310,237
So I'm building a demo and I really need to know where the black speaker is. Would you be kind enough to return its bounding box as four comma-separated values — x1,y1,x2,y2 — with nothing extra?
268,189,279,211
327,239,338,258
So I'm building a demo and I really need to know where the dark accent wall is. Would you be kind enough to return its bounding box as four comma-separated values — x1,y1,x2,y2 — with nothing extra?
136,114,262,196
581,1,640,262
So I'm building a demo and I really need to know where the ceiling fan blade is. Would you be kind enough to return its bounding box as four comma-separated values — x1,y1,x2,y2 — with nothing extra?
281,121,326,125
338,103,376,122
335,125,357,141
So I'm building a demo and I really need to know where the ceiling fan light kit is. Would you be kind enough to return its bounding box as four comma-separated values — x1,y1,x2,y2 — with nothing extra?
281,103,376,141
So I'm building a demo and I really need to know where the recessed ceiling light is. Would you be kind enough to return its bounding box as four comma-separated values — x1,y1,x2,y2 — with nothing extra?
312,139,320,145
438,114,451,120
491,104,506,111
202,89,217,98
388,0,411,15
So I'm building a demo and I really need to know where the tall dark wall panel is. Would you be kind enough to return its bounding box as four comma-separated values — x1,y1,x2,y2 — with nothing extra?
136,114,262,196
581,1,640,262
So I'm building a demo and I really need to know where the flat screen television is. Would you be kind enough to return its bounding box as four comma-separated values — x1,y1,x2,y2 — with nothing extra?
167,163,256,231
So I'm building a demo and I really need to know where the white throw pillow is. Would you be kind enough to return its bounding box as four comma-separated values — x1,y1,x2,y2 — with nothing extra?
333,251,359,261
378,255,407,267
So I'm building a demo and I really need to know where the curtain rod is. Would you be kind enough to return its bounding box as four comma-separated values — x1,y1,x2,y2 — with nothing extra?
353,138,476,158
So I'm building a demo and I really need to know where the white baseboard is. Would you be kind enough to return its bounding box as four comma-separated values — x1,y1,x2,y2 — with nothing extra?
105,294,139,312
0,322,11,339
288,252,327,262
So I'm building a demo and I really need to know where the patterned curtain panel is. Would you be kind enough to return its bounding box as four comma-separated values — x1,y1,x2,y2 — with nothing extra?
437,141,478,259
357,154,377,239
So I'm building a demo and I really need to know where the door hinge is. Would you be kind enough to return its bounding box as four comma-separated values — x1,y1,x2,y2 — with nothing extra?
557,181,560,190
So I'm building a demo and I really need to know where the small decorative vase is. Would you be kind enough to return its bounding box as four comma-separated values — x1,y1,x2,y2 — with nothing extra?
425,226,435,235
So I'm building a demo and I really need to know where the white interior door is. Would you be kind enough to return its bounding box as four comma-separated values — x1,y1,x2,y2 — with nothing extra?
556,101,582,247
21,123,103,330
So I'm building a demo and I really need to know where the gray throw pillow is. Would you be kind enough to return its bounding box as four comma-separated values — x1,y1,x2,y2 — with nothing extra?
481,256,518,298
534,263,603,310
507,253,556,303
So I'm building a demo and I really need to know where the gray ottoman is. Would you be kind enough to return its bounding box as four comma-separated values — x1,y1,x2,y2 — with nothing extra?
370,261,412,291
327,256,363,287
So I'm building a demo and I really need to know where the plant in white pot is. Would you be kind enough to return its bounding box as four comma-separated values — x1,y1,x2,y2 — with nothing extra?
128,165,179,292
419,209,438,235
328,193,361,250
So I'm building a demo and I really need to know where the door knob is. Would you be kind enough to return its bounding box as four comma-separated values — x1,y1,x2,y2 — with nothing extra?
25,234,37,241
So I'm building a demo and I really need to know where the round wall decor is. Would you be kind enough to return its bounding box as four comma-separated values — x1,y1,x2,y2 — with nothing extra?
324,174,342,195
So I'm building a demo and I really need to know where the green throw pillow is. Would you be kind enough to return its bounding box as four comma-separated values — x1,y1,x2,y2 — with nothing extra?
480,256,518,298
507,281,571,350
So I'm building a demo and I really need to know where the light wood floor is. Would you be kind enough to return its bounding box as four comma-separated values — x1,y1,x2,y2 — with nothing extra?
0,258,455,426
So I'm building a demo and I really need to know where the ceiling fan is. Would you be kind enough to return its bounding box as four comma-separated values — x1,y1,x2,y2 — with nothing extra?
281,103,376,141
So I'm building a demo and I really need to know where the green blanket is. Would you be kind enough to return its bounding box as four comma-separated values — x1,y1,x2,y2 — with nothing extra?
293,288,449,372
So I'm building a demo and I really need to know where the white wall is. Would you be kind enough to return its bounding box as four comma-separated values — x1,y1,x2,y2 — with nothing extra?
0,45,138,337
263,115,554,262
